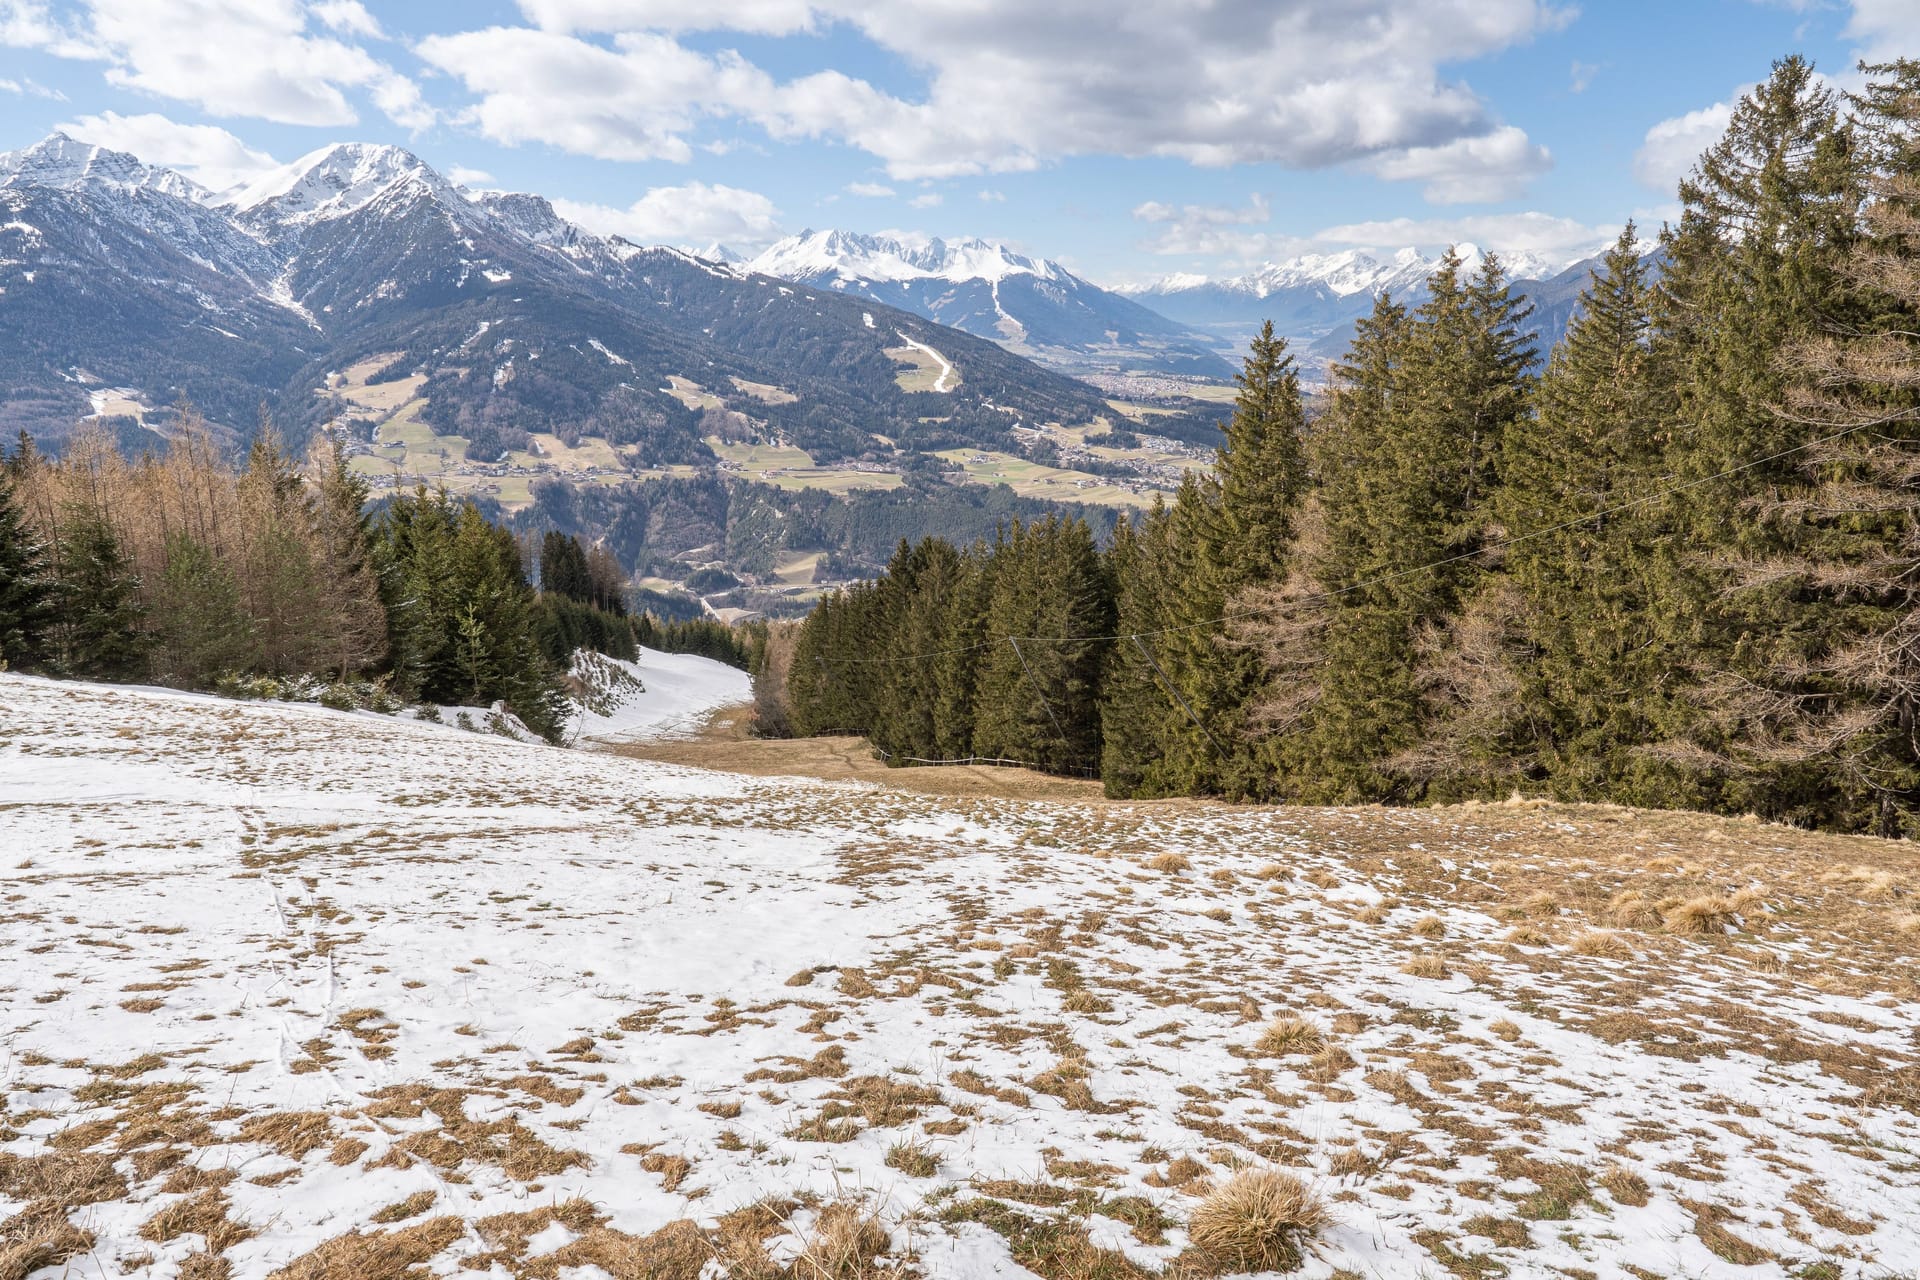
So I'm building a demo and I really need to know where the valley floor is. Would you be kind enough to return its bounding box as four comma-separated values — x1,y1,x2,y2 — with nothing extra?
3,673,1919,1279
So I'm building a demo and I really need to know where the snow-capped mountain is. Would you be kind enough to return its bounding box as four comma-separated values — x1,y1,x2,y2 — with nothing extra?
1126,241,1615,369
749,229,1233,379
0,133,1110,459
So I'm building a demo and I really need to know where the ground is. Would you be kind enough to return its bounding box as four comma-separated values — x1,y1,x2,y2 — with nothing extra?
4,669,1920,1280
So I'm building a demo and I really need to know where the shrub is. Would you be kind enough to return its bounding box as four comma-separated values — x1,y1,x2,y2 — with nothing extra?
1187,1170,1330,1273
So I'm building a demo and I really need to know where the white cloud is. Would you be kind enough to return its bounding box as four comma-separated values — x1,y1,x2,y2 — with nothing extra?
552,180,783,250
312,0,381,38
1634,98,1735,194
58,109,280,189
520,0,817,35
3,0,430,129
1570,59,1599,92
1359,125,1549,203
1313,211,1623,259
908,191,942,208
846,181,894,197
1133,194,1270,226
1841,0,1920,61
977,188,1005,202
419,0,1564,192
448,165,495,186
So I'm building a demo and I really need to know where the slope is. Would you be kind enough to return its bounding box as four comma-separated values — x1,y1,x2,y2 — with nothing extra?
5,671,1917,1280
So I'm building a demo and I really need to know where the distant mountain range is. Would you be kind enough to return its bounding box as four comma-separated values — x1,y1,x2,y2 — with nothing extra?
747,229,1235,379
1125,243,1634,369
0,133,1114,463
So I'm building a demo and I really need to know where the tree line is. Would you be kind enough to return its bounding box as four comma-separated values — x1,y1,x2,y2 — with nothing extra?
0,418,691,741
775,57,1920,837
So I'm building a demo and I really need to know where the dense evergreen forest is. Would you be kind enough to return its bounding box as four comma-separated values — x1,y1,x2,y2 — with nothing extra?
0,423,749,740
777,58,1920,837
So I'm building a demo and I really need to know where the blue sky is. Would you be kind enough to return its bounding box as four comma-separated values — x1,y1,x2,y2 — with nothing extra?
3,0,1915,286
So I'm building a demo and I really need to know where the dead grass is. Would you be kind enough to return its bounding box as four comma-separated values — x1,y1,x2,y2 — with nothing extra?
1569,929,1631,958
886,1138,938,1177
1401,953,1450,979
239,1111,334,1159
794,1202,890,1280
0,1203,94,1280
1664,895,1738,935
1412,915,1447,938
1256,1016,1325,1056
268,1216,464,1279
1148,852,1191,874
1187,1170,1331,1273
370,1190,436,1224
140,1189,252,1252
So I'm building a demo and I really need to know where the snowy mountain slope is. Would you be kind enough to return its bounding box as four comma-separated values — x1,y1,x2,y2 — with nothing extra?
0,134,1111,459
750,228,1234,378
6,670,1919,1279
569,647,752,743
1127,241,1620,365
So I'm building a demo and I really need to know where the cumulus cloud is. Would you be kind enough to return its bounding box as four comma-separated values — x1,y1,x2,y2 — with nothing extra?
1841,0,1920,61
448,164,495,186
1133,200,1622,269
908,191,942,208
1634,98,1735,194
1359,125,1549,203
59,109,280,189
3,0,430,129
420,0,1563,193
845,181,894,197
552,180,783,250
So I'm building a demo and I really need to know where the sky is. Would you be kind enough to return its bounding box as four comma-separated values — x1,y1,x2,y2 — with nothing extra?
2,0,1917,288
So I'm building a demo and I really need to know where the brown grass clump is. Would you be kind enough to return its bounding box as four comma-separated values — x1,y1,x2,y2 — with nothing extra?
1401,953,1450,979
1147,852,1190,874
1488,1019,1521,1042
1570,930,1631,958
1519,891,1560,917
1306,1044,1356,1084
140,1189,253,1252
239,1111,334,1160
794,1202,890,1280
0,1151,125,1205
1412,915,1446,938
1598,1164,1649,1208
1187,1170,1330,1273
0,1203,95,1280
885,1139,938,1178
1607,890,1662,929
1503,925,1551,946
1144,1155,1212,1190
1664,895,1737,936
370,1190,436,1224
641,1153,694,1192
268,1216,464,1279
1256,1015,1325,1056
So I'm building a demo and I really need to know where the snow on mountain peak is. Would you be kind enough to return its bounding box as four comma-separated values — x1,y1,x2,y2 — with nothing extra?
0,133,209,202
748,228,1062,286
220,142,453,222
1137,240,1603,299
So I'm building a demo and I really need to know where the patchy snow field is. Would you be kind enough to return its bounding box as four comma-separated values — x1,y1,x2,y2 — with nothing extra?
569,649,751,745
3,673,1919,1280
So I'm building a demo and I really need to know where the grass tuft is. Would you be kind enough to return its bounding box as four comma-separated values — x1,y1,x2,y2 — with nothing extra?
1256,1016,1325,1056
1187,1170,1330,1274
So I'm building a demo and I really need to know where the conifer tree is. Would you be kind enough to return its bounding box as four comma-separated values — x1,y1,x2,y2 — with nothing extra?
1654,54,1867,817
1496,225,1680,801
150,533,256,685
0,471,54,669
49,511,147,680
307,431,387,678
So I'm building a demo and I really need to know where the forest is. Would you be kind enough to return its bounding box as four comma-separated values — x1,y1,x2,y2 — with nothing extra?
775,58,1920,838
0,422,749,741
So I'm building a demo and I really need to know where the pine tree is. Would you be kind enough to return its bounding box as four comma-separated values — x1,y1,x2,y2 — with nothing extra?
540,532,592,602
0,471,54,669
307,431,387,678
237,429,323,676
1497,224,1681,802
1653,54,1868,820
49,511,147,680
150,533,256,685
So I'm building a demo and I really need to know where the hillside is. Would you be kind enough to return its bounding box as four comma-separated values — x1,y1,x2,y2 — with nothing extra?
5,672,1918,1279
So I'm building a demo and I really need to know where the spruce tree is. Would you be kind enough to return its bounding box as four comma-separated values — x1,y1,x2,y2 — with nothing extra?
151,533,257,686
50,512,147,681
0,472,54,669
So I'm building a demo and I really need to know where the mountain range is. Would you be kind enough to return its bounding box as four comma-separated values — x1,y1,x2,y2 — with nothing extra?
0,133,1113,463
746,229,1235,379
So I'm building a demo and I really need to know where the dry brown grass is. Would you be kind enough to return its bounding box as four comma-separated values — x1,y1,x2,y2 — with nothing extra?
794,1202,890,1280
1503,925,1551,946
1608,890,1663,928
1569,929,1631,958
1412,914,1447,937
239,1111,334,1159
1519,890,1561,917
369,1190,436,1224
1664,895,1737,935
886,1138,938,1177
1256,1016,1325,1056
0,1203,94,1280
1187,1170,1330,1273
140,1189,253,1252
1401,953,1450,979
1148,852,1191,874
268,1216,464,1279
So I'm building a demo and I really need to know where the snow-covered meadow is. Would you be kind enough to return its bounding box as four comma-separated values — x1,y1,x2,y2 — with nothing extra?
3,667,1918,1279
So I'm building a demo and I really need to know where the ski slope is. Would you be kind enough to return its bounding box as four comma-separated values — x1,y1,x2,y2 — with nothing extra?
2,673,1918,1279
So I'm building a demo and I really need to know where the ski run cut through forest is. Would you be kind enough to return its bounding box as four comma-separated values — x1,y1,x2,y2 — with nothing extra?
3,670,1920,1280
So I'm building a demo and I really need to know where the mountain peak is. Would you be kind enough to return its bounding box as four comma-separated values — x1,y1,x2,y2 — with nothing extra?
0,132,208,202
219,141,453,223
749,228,1061,286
